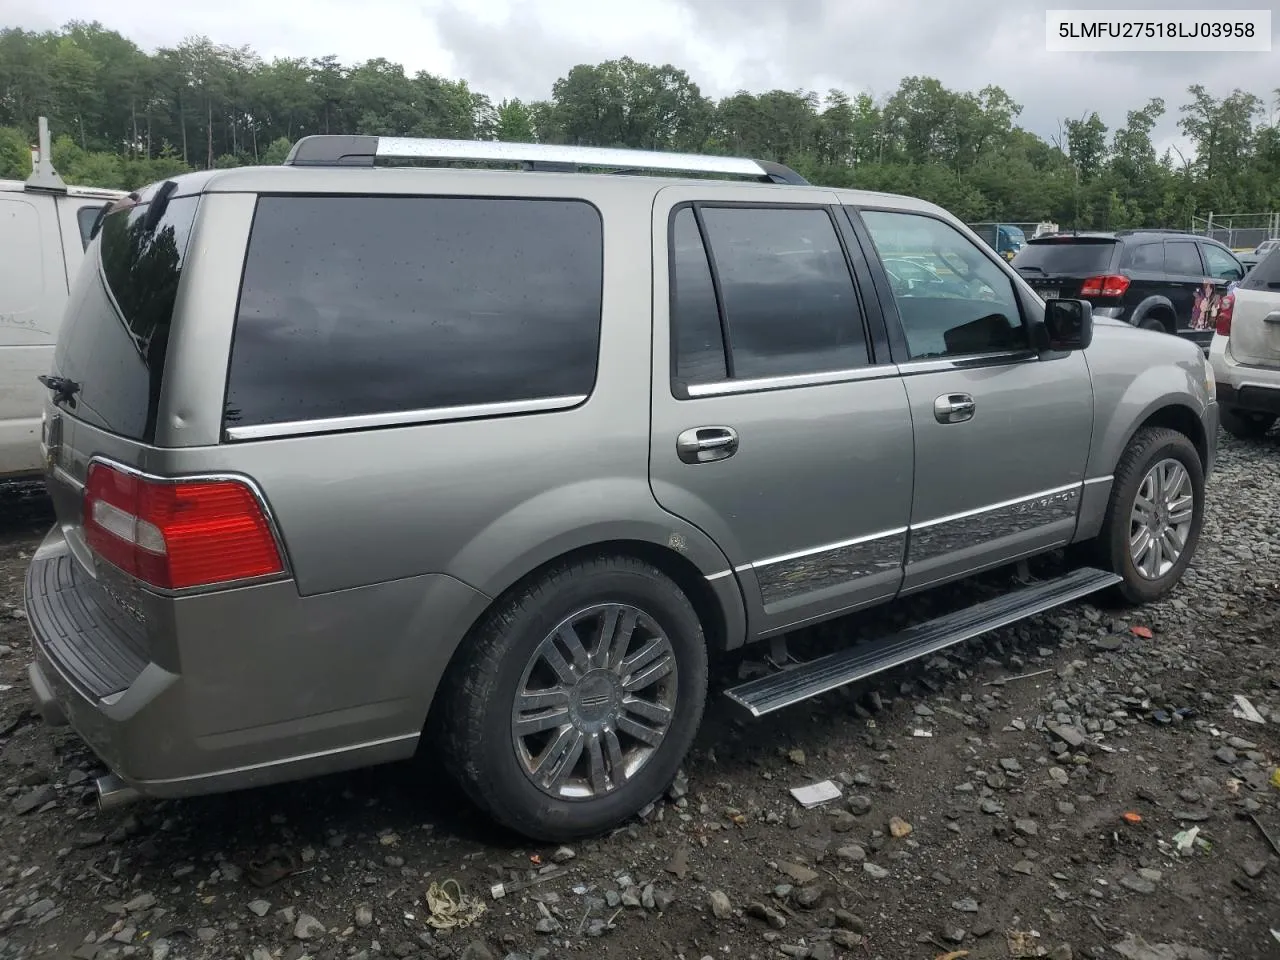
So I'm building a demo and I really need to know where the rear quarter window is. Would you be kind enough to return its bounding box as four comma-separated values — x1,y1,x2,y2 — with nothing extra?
224,195,604,434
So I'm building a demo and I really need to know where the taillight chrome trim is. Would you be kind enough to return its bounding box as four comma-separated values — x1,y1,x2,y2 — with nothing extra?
83,455,293,596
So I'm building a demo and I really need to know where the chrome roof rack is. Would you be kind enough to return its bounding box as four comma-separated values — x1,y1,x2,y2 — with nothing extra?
282,136,810,185
25,117,67,194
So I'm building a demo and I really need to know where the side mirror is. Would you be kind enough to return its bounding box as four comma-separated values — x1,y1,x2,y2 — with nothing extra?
1043,298,1093,351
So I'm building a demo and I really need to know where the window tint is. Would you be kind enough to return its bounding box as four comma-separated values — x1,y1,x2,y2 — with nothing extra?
862,210,1028,359
1121,242,1164,271
52,193,199,441
76,203,105,250
698,206,867,379
1201,244,1243,282
1011,239,1115,274
1164,241,1204,276
1240,247,1280,290
670,208,727,385
225,196,603,430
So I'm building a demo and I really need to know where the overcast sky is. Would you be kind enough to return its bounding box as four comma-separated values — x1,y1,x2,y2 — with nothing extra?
4,0,1277,157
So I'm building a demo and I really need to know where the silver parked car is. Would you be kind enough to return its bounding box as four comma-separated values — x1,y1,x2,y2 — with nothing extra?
26,138,1217,841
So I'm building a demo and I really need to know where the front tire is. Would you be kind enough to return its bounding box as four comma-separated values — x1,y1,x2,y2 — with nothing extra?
435,554,708,842
1219,405,1275,440
1094,427,1205,605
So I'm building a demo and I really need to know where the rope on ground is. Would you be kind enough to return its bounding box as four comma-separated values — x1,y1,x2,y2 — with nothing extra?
424,878,486,930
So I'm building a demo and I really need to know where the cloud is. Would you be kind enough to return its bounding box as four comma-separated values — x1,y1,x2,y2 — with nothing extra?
4,0,1275,154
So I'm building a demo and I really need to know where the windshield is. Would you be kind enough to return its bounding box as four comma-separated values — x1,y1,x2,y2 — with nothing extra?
1012,239,1116,274
50,187,199,442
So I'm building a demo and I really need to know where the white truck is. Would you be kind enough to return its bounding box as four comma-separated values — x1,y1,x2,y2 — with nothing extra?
0,118,125,480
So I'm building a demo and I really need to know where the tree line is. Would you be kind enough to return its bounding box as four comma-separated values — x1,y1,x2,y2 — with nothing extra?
2,21,1278,230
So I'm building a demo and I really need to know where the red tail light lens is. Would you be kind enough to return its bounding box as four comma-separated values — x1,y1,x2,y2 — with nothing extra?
1080,274,1130,298
84,462,284,590
1215,292,1234,336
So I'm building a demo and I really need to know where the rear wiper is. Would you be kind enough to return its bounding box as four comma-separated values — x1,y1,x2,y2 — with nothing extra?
37,375,80,407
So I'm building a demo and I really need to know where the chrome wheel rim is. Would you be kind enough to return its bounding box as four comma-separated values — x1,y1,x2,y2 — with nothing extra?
512,603,678,800
1129,458,1194,580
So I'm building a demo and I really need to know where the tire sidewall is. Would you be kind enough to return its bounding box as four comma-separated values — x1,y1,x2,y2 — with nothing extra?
1107,434,1205,603
474,565,707,840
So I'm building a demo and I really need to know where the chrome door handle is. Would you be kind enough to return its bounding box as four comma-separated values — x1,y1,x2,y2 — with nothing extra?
676,426,739,464
934,393,975,424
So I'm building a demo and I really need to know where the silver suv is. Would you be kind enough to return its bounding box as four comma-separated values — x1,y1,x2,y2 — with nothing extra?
1209,247,1280,437
26,137,1217,841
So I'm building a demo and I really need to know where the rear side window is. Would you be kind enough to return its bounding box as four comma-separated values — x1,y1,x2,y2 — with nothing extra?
225,196,603,432
1012,240,1116,274
696,206,868,380
1164,241,1204,276
52,192,199,442
1240,247,1280,290
1120,242,1163,271
670,208,728,385
76,203,106,250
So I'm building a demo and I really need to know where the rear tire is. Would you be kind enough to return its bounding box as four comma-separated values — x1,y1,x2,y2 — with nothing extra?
1092,427,1204,605
435,554,708,842
1219,405,1275,440
1138,315,1171,334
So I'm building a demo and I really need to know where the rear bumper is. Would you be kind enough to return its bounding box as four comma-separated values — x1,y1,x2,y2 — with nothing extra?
26,525,490,800
1209,333,1280,414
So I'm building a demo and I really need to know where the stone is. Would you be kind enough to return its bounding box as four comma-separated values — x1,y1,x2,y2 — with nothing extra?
1214,746,1238,765
1000,758,1023,772
12,786,55,816
1120,874,1156,894
794,885,825,909
294,914,325,940
952,898,979,913
248,899,271,917
460,943,496,960
888,816,913,838
778,862,819,885
1014,819,1040,837
847,795,873,816
746,902,787,929
124,893,157,913
708,890,732,920
355,903,374,927
863,862,890,879
550,846,576,864
837,844,867,862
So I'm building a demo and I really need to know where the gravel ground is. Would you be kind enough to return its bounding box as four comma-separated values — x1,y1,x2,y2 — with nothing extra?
0,432,1277,960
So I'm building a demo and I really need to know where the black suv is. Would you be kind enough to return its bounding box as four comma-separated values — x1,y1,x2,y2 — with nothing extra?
1010,229,1246,351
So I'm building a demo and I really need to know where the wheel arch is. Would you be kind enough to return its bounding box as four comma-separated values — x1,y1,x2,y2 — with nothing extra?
1131,295,1177,333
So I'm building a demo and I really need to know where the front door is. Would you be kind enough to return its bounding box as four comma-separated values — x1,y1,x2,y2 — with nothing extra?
851,207,1095,593
648,186,915,637
1163,239,1208,330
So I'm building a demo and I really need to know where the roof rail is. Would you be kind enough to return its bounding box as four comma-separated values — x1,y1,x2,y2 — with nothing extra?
282,136,810,185
1114,227,1192,236
25,117,67,194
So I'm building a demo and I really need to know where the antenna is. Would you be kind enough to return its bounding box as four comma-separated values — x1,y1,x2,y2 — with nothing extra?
26,117,67,194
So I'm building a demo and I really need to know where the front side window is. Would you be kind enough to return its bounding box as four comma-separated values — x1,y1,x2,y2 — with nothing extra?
861,210,1027,360
225,195,603,431
1201,244,1243,282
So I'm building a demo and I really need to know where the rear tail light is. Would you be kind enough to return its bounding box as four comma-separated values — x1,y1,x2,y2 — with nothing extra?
1080,274,1130,298
83,461,284,590
1215,292,1234,336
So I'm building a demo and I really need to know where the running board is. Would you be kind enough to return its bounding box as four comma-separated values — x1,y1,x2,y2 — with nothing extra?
724,566,1122,718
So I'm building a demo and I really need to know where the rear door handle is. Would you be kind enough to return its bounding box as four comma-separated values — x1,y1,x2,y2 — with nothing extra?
676,426,739,464
1263,311,1280,325
934,393,975,424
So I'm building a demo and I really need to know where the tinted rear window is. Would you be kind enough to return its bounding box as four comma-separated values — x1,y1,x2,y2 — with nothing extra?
51,192,199,442
1012,240,1116,274
1240,247,1280,290
224,196,603,432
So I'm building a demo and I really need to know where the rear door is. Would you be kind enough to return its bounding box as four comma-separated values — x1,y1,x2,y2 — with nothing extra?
852,206,1093,592
1162,239,1208,330
649,186,915,637
0,190,64,475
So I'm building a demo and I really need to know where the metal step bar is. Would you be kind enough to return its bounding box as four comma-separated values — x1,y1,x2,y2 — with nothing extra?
724,566,1122,718
282,135,810,185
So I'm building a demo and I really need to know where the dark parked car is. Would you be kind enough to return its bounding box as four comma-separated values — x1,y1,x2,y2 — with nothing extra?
1011,229,1245,352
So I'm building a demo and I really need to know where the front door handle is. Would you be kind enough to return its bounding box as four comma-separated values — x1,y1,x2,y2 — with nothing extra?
934,393,976,424
676,426,739,464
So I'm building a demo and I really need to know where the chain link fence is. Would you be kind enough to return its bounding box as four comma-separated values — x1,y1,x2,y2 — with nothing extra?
1190,212,1280,252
